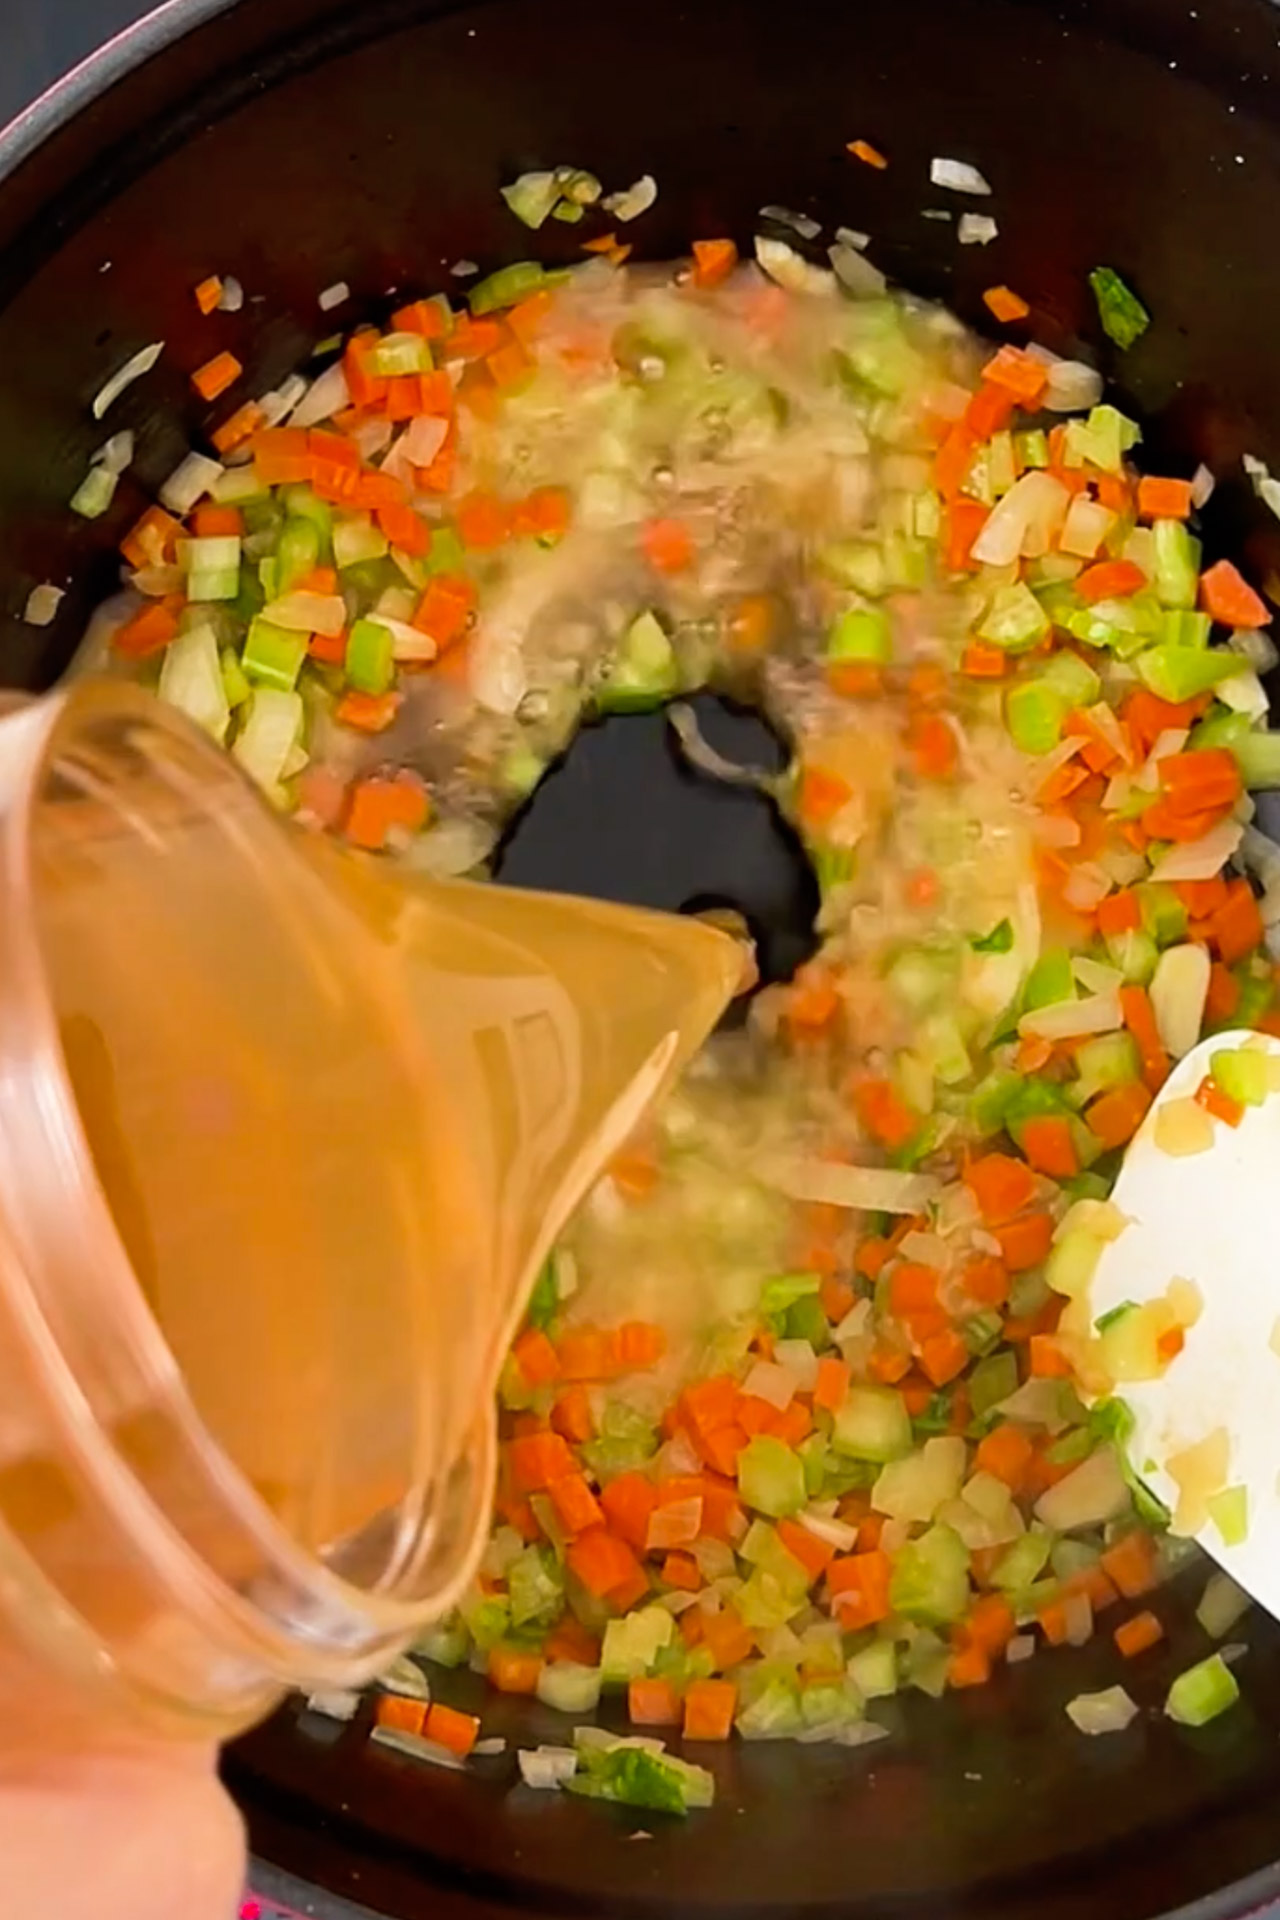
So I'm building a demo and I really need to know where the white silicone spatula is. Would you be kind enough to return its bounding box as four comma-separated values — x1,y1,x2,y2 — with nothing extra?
1090,1028,1280,1616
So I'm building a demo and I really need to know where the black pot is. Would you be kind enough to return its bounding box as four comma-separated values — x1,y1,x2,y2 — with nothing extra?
4,2,1280,1916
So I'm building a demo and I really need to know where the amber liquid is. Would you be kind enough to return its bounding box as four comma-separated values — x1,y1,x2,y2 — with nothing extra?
29,783,736,1581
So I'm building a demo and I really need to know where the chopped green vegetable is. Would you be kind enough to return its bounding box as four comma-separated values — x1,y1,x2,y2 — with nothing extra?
1089,267,1151,351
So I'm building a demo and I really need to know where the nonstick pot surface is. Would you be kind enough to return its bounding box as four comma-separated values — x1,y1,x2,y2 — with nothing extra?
4,0,1280,1915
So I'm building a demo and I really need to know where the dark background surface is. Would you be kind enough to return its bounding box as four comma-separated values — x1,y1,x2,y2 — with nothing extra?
0,0,147,129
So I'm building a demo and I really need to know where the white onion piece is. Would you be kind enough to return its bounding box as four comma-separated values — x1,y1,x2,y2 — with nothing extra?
319,280,350,311
160,451,223,515
401,413,450,467
1018,991,1122,1042
1063,1593,1094,1647
761,205,821,240
755,236,836,297
370,1727,466,1771
519,1746,579,1792
366,613,437,663
829,243,886,298
258,373,309,429
290,361,352,429
1006,1635,1036,1665
758,1157,938,1213
23,583,64,627
403,818,496,878
1149,819,1244,883
835,226,870,251
263,591,347,635
971,471,1068,567
1191,463,1216,509
1217,669,1269,720
957,214,998,245
603,174,657,222
798,1511,858,1552
217,276,244,313
1150,943,1211,1058
93,341,163,418
772,1338,819,1391
1067,1687,1138,1736
930,157,992,195
1073,956,1123,995
305,1689,361,1721
96,430,135,474
741,1361,797,1410
1043,359,1104,412
1227,627,1278,674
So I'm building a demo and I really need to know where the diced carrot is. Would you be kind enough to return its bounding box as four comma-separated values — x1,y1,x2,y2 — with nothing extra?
454,490,510,551
251,426,313,487
681,1375,742,1439
853,1077,919,1151
392,299,450,340
899,1375,933,1418
868,1345,912,1384
378,502,431,557
725,592,775,654
193,274,224,315
566,1525,645,1600
847,138,888,168
513,1327,560,1387
1035,1599,1072,1646
1205,962,1241,1025
934,421,979,501
814,1356,851,1413
550,1385,594,1444
599,1472,657,1551
1029,1334,1073,1378
1094,473,1133,514
376,1693,427,1736
1123,686,1208,755
993,1211,1055,1272
820,1275,856,1323
777,1517,834,1582
488,339,533,390
784,962,842,1033
511,485,571,543
698,1475,746,1545
345,777,429,852
691,238,739,289
960,1255,1009,1309
965,1152,1038,1226
683,1676,737,1740
1160,747,1242,816
911,712,959,779
547,1472,605,1538
413,573,477,651
1135,476,1193,521
628,1676,681,1727
975,1424,1034,1492
662,1550,703,1591
211,400,264,454
856,1236,893,1281
1062,1564,1119,1613
1210,879,1265,966
700,1604,755,1672
957,1592,1016,1656
424,1703,480,1757
112,596,183,660
1019,1115,1079,1180
192,350,243,403
982,286,1030,324
488,1645,543,1694
981,345,1049,407
1097,888,1142,937
1195,1074,1244,1128
335,689,404,734
612,1321,667,1370
826,1549,892,1629
1085,1081,1152,1150
919,1328,969,1388
765,1400,813,1449
545,1616,600,1667
449,316,504,361
188,502,241,539
121,504,184,570
1200,558,1271,629
640,517,694,574
1076,559,1146,605
1114,1609,1164,1658
961,640,1008,677
508,1430,575,1493
1119,984,1171,1092
1100,1529,1159,1599
889,1263,940,1317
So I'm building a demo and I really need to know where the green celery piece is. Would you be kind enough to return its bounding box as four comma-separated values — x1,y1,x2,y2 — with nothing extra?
1211,1047,1270,1107
1236,967,1276,1027
501,743,546,798
508,1544,564,1629
990,1530,1053,1594
414,1616,469,1668
461,1591,510,1651
969,1069,1022,1136
1137,881,1188,948
737,1436,807,1518
970,1351,1019,1417
786,1292,830,1349
889,1524,970,1625
1153,520,1202,611
1041,649,1102,709
1004,1073,1075,1146
345,618,396,696
882,534,929,590
525,1257,560,1331
799,1433,828,1498
551,199,585,224
800,1678,864,1728
425,526,466,576
187,567,240,603
1162,609,1212,649
1008,1268,1050,1320
1068,1032,1141,1107
598,610,678,711
468,260,545,315
828,606,892,663
979,582,1051,651
833,1385,912,1462
600,1607,673,1683
1089,267,1151,351
243,617,307,692
1006,680,1069,755
813,845,856,894
1136,644,1237,703
760,1271,822,1315
735,1674,804,1740
970,919,1014,955
276,515,322,592
1235,731,1280,790
962,1311,1003,1358
1104,927,1158,984
1207,1484,1249,1547
1065,404,1141,475
1190,708,1253,753
281,485,333,542
818,541,887,596
568,1745,710,1815
1015,428,1050,469
1045,1425,1093,1466
1024,946,1075,1010
1164,1653,1240,1728
219,647,252,709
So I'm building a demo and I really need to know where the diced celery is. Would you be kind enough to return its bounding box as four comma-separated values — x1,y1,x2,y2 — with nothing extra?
760,1271,821,1318
600,1606,674,1685
786,1292,829,1349
1196,1570,1251,1638
425,525,466,576
187,566,241,603
276,515,321,593
847,1636,898,1699
978,582,1051,651
882,534,929,590
508,1544,564,1629
1211,1046,1269,1107
461,1591,510,1651
799,1433,828,1497
1005,1074,1075,1147
1015,428,1050,469
833,1386,912,1462
243,616,307,692
990,1529,1054,1594
1136,644,1237,703
1006,679,1069,754
818,541,887,596
219,647,251,710
536,1662,603,1713
873,1436,966,1523
921,1012,971,1085
569,1740,713,1814
828,606,892,663
1024,946,1075,1009
1162,609,1212,650
1064,404,1141,475
738,1436,807,1518
800,1676,865,1728
599,610,679,711
970,1351,1019,1417
1207,1484,1249,1548
1164,1653,1239,1727
813,846,857,894
736,1675,804,1740
1137,881,1188,948
1235,730,1280,790
469,260,545,315
889,1524,970,1625
371,331,433,376
1152,520,1202,611
1191,707,1252,752
414,1617,469,1668
1068,1032,1140,1108
969,1069,1022,1136
1105,927,1158,984
737,1566,809,1629
333,515,389,570
346,618,396,696
232,688,303,794
1041,650,1103,708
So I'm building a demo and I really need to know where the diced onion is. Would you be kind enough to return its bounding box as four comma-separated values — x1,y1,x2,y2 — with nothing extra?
1018,991,1122,1042
772,1338,819,1391
931,157,993,195
519,1746,578,1790
1066,1686,1138,1735
758,1157,938,1213
1227,627,1278,673
1150,943,1211,1057
755,237,836,297
1043,359,1104,413
1006,1635,1036,1664
217,276,245,313
473,1737,506,1757
1149,819,1244,883
96,430,135,475
835,226,870,251
263,590,347,636
970,471,1068,568
23,583,64,627
828,244,887,298
366,613,438,663
319,280,350,311
1063,1593,1094,1647
160,451,224,515
741,1361,797,1410
370,1727,466,1771
1191,462,1216,509
760,205,821,240
603,175,657,222
401,413,451,467
290,362,352,429
92,341,164,418
798,1511,858,1552
305,1689,361,1721
258,373,309,429
957,214,998,245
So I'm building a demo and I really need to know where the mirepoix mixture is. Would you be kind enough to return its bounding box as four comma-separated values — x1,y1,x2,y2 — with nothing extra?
77,177,1275,1806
